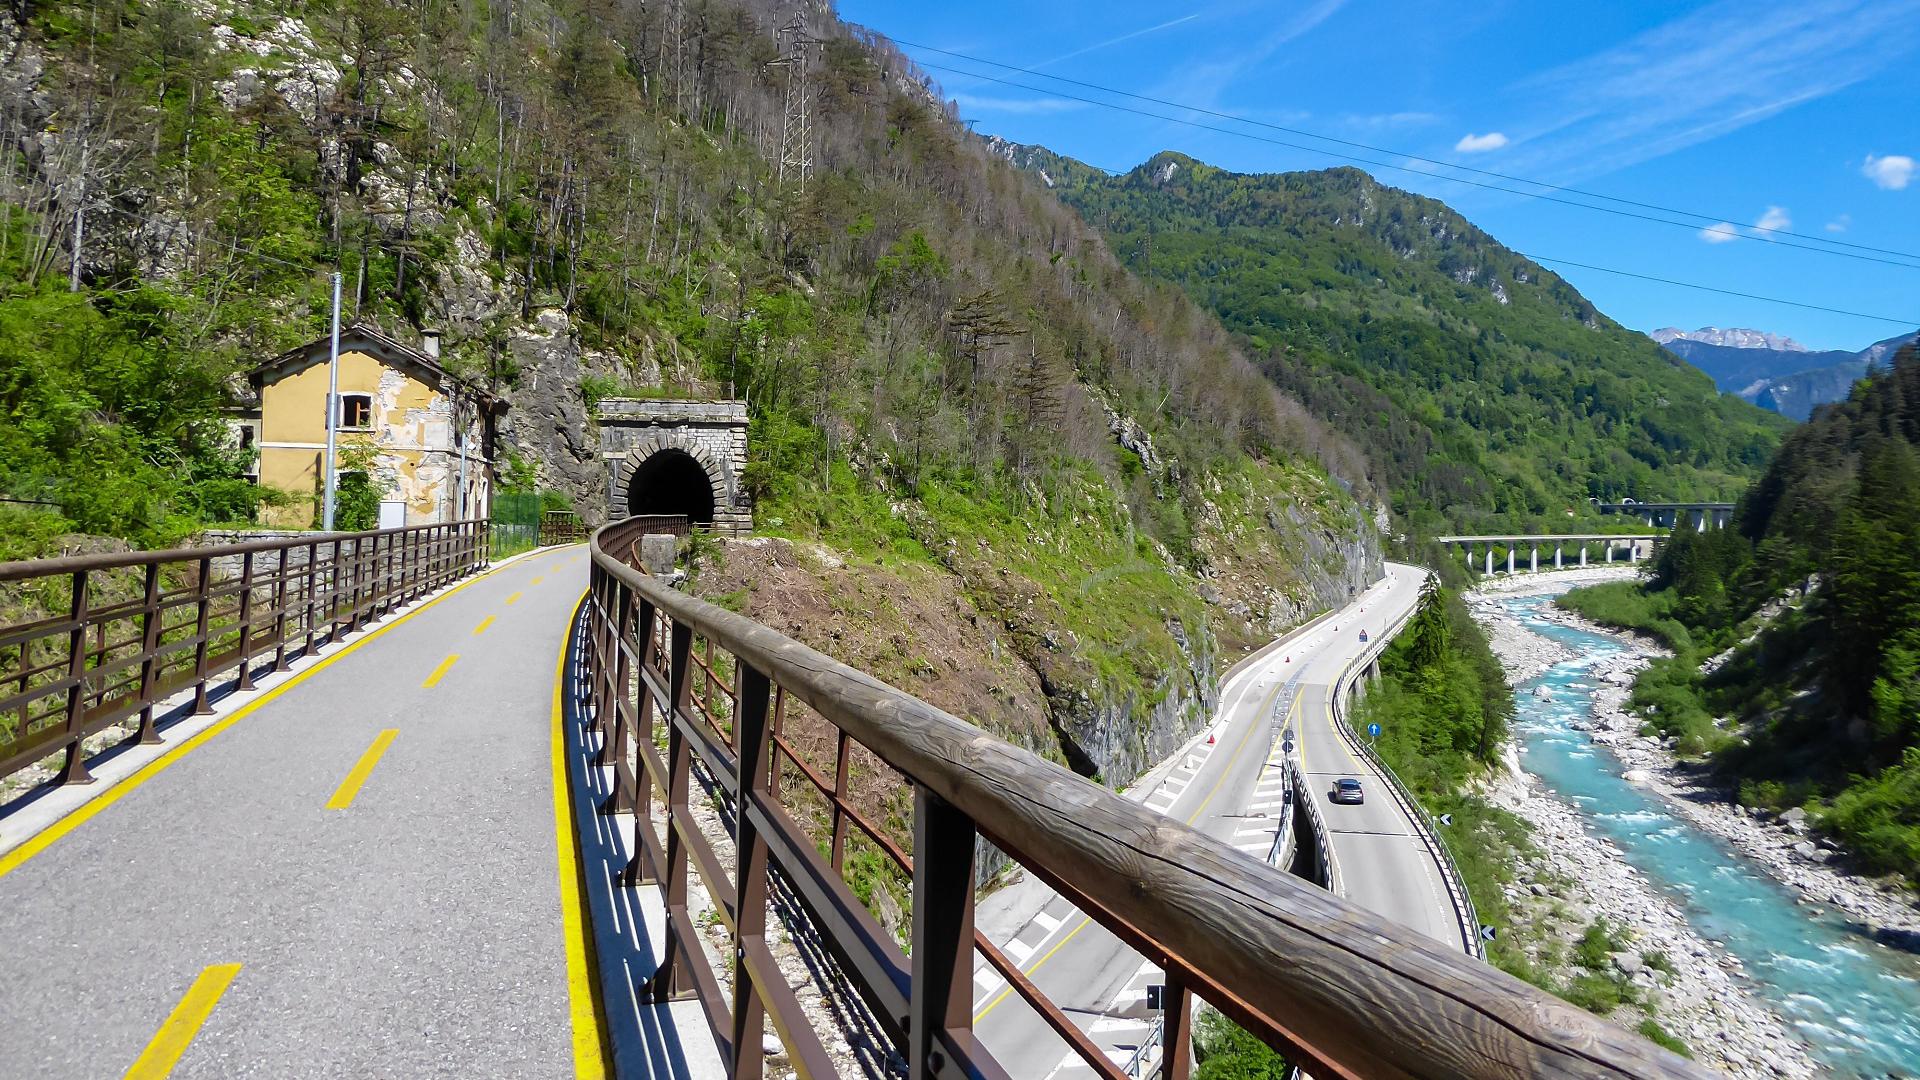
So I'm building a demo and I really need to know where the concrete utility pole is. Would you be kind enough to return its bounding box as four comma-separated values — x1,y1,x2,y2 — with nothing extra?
321,272,343,531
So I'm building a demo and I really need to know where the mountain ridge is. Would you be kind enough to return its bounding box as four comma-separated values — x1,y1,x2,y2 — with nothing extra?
989,141,1791,530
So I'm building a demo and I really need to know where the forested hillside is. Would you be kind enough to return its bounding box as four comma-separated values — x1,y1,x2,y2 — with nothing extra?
997,146,1791,532
1561,347,1920,881
0,0,1381,786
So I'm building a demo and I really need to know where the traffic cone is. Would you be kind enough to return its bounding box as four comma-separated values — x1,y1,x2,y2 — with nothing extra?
1208,732,1216,745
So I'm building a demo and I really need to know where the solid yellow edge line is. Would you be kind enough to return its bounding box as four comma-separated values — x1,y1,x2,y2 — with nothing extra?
0,549,550,881
551,591,612,1078
325,729,400,810
422,654,460,688
124,963,243,1079
473,616,496,635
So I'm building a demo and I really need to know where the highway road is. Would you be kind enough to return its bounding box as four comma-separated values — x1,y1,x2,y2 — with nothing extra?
972,561,1459,1078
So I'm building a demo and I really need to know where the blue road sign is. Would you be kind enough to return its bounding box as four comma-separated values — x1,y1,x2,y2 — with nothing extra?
1366,722,1381,737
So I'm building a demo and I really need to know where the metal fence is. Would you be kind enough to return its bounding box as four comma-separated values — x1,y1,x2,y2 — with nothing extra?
0,521,487,787
580,518,1711,1080
491,492,543,559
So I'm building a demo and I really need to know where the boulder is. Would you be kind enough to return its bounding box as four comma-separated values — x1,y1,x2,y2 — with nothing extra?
1609,950,1644,976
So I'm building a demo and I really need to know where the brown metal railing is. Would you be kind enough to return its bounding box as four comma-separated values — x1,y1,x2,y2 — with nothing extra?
584,517,1713,1080
538,510,593,547
0,520,488,787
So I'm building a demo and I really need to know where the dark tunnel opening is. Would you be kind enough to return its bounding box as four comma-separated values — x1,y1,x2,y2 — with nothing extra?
624,449,716,524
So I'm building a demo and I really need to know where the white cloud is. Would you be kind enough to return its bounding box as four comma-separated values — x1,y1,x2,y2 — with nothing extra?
1029,13,1203,70
1754,205,1792,232
1489,1,1920,183
1826,213,1852,232
1700,223,1742,243
1863,152,1915,190
1454,132,1510,153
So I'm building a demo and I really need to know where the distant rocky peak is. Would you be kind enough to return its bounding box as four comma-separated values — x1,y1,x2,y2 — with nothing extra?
1648,326,1809,352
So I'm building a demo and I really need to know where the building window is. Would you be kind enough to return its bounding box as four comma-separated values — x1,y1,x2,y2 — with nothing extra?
338,393,373,430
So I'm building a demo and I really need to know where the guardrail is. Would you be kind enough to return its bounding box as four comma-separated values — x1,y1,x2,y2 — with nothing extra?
1326,570,1484,959
1288,753,1339,892
582,519,1708,1079
0,521,488,787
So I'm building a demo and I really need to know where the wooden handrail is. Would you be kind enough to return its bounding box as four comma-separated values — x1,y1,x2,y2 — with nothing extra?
586,520,1712,1080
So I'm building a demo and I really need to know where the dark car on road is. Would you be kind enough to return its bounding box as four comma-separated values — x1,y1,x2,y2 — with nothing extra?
1329,777,1365,805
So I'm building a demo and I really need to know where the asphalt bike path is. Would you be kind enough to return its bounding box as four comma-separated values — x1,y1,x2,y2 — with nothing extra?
0,545,594,1079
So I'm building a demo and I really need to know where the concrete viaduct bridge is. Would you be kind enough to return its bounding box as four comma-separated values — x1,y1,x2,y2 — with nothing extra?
1437,534,1662,575
1591,500,1734,530
0,519,1708,1079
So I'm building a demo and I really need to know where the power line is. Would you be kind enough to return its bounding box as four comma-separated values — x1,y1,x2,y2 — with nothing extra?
1516,254,1918,326
910,62,1919,327
900,43,1920,270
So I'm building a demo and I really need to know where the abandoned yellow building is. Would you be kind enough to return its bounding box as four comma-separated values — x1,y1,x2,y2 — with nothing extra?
243,324,504,529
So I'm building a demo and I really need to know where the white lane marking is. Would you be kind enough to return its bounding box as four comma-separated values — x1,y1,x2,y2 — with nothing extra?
1034,910,1062,932
1004,937,1035,963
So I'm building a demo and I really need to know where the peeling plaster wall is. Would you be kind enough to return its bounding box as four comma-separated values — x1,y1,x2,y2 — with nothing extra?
257,349,490,528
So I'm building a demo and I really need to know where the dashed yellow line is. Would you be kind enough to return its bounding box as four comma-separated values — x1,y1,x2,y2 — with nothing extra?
326,730,399,810
0,553,519,881
423,654,460,688
506,592,524,605
530,575,546,586
473,616,496,636
124,963,242,1079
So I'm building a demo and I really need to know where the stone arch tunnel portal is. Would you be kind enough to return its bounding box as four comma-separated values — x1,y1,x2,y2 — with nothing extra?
624,448,717,524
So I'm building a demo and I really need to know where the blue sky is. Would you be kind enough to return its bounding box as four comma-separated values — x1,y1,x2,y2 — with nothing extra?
840,0,1920,352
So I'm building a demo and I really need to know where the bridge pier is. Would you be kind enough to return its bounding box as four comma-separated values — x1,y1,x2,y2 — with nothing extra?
1579,546,1586,567
1605,544,1614,563
1529,546,1538,573
1554,545,1562,569
1485,548,1493,576
1506,548,1515,574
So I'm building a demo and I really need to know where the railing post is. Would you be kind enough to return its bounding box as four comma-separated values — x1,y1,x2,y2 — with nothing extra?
1161,970,1193,1080
597,582,635,771
134,562,163,744
730,661,774,1080
910,785,976,1079
304,541,321,654
349,535,368,633
57,569,95,785
622,595,660,886
190,555,214,714
646,619,697,1001
830,729,852,871
326,538,344,644
235,552,258,691
272,548,292,673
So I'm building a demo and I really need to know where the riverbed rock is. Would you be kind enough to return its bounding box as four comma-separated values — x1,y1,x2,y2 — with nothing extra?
1610,950,1645,976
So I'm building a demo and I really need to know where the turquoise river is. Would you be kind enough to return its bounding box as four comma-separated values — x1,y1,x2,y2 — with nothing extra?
1497,592,1920,1078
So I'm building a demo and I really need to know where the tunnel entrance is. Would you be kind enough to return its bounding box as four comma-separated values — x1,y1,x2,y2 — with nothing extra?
624,448,717,524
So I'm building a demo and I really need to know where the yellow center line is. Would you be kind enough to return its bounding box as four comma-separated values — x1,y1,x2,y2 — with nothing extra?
124,963,242,1079
977,683,1300,1024
473,616,496,636
423,654,460,688
506,591,524,605
530,575,545,586
326,730,399,810
1185,683,1291,826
